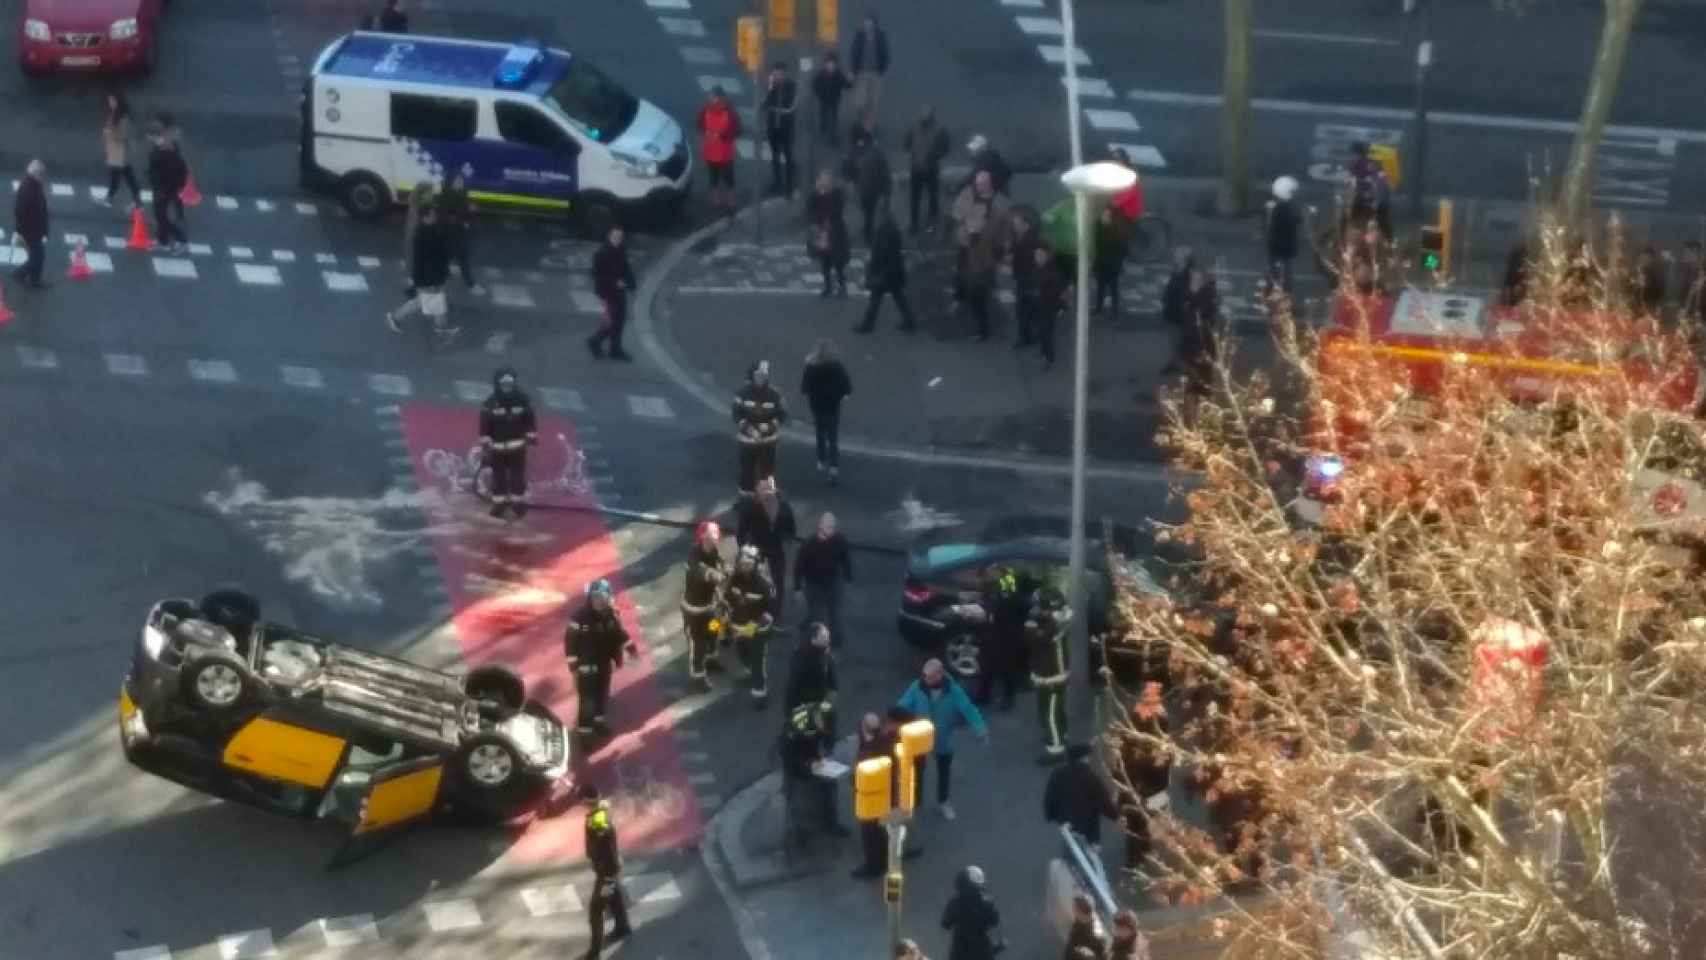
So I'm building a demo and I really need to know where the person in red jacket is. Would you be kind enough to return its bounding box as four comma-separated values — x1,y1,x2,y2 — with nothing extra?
698,87,741,215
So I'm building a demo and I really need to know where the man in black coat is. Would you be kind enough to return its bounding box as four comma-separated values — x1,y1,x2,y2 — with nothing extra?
1044,743,1119,847
855,210,915,333
800,341,852,480
810,53,852,145
762,62,798,196
737,475,797,620
784,622,838,710
848,14,889,133
589,224,636,361
146,134,190,254
842,130,892,245
11,160,49,288
794,511,852,644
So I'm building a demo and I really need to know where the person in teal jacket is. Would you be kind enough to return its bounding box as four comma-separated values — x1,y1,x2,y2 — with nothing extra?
896,658,988,821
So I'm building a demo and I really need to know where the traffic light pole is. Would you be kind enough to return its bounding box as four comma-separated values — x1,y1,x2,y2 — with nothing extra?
884,815,907,956
1408,0,1433,219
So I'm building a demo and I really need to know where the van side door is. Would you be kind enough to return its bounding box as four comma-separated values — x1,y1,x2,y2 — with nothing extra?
480,99,581,211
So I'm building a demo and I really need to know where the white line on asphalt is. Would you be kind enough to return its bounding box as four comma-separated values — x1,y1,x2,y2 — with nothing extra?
50,182,73,197
646,0,691,7
689,771,718,786
255,199,276,212
106,353,148,376
490,283,535,309
151,257,198,279
1084,108,1141,132
140,189,154,203
368,373,413,397
486,331,513,353
1014,15,1064,35
295,202,318,215
62,232,86,246
272,249,295,263
114,947,171,960
104,235,126,250
680,45,726,65
188,242,213,256
215,928,275,959
539,387,586,412
356,256,382,270
1062,77,1114,98
235,263,283,286
188,359,238,383
1253,28,1397,46
629,396,676,419
17,345,59,369
280,365,324,389
318,915,380,948
676,285,819,295
571,289,605,313
1123,87,1706,145
229,246,254,260
520,884,585,917
421,898,482,932
315,253,337,264
323,271,368,292
1038,44,1090,66
657,16,706,37
698,75,743,94
455,379,487,403
630,874,684,905
1000,0,1044,6
216,195,239,210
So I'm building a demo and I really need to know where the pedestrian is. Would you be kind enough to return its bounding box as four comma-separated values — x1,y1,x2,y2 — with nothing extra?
848,13,890,134
581,784,633,960
800,342,852,479
975,566,1028,710
588,224,636,361
478,367,538,519
1009,209,1044,348
98,93,143,209
386,202,458,340
1108,909,1151,960
1027,585,1072,763
439,172,486,296
402,181,435,267
843,129,892,246
722,545,777,706
1064,892,1108,960
782,698,848,839
784,621,838,710
851,710,897,878
1044,742,1119,847
1264,175,1302,299
1026,242,1066,368
1182,264,1222,396
763,62,799,197
963,135,1011,195
1158,247,1195,376
145,130,190,254
940,866,1002,960
698,87,741,215
732,361,786,494
1110,681,1172,872
681,521,728,691
794,510,852,643
737,474,797,620
950,171,1012,341
1090,206,1129,320
856,208,917,333
564,579,636,737
896,659,988,820
807,171,851,298
11,160,50,289
811,52,852,145
903,107,950,235
378,0,408,31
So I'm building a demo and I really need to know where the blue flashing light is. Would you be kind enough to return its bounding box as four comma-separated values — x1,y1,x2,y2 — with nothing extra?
495,42,545,89
1308,454,1345,481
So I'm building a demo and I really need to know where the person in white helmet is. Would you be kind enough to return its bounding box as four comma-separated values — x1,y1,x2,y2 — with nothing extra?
1265,175,1303,298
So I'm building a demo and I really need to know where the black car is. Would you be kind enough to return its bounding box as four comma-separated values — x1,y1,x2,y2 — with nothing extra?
121,591,573,863
897,516,1179,682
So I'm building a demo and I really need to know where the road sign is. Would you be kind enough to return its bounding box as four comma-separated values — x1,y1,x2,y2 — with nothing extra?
736,15,763,74
768,0,795,40
816,0,837,45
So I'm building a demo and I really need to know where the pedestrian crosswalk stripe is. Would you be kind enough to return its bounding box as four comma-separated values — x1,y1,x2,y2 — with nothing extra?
295,202,318,215
454,379,488,402
280,365,324,389
698,75,743,94
272,249,296,263
113,947,172,960
104,235,127,250
539,387,586,412
736,139,757,161
62,232,87,246
570,290,604,314
106,353,147,376
628,395,675,419
16,345,58,369
235,263,283,286
357,256,381,270
51,182,74,197
520,884,584,917
216,195,239,210
317,914,380,948
140,188,154,203
215,927,275,959
645,0,691,7
152,257,198,279
1000,0,1044,7
1014,15,1064,35
490,283,535,309
1062,77,1114,98
1038,44,1091,66
368,373,413,397
1106,142,1168,169
90,186,108,201
315,253,337,265
630,874,685,905
680,45,726,65
188,359,238,383
188,243,213,256
658,16,707,37
324,271,368,292
485,331,513,354
1084,108,1141,132
230,246,254,260
85,251,114,272
255,199,276,213
421,898,482,932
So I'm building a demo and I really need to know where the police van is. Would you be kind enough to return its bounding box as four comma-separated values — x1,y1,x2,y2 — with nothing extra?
300,32,691,229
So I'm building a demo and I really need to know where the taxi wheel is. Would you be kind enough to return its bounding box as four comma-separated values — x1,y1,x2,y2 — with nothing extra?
459,734,521,790
184,650,251,711
574,192,618,241
463,665,525,719
339,173,391,221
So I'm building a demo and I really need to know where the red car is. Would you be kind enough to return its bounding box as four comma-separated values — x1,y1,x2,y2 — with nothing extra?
19,0,166,76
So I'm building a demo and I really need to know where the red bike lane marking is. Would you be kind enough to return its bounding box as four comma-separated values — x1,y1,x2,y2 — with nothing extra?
398,403,704,862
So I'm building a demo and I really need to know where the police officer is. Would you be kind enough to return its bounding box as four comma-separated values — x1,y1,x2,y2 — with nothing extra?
782,699,847,839
732,360,786,494
581,784,632,959
723,545,776,706
479,367,537,519
565,579,636,737
681,521,727,692
976,566,1029,710
1027,585,1071,764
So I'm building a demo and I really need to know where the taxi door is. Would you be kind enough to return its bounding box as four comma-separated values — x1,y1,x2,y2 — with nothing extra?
327,755,445,868
468,99,580,212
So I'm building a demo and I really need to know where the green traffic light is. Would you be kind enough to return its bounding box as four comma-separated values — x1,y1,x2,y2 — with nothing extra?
1423,252,1441,270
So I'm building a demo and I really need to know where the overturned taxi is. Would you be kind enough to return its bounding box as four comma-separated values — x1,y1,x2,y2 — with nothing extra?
120,591,572,856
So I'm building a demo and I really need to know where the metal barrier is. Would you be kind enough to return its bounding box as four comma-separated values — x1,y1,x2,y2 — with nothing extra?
1059,824,1119,927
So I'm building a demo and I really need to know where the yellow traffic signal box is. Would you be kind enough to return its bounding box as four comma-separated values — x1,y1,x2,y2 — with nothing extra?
855,757,893,821
736,16,764,74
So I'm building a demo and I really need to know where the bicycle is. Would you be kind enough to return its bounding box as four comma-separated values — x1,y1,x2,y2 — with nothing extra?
421,433,593,502
1128,213,1173,265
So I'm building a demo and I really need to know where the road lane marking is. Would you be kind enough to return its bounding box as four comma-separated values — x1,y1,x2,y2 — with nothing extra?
324,271,369,292
50,183,73,197
658,16,706,37
1084,108,1141,132
318,914,380,947
188,359,238,383
255,199,276,212
455,379,487,402
151,257,198,279
571,290,605,314
272,249,296,263
629,874,684,904
315,253,337,264
216,195,239,210
646,0,691,7
216,928,277,959
104,236,127,249
681,45,726,65
520,884,585,917
1001,0,1044,6
114,948,171,960
629,396,676,419
229,246,254,259
280,365,324,389
1015,15,1063,35
539,387,586,411
1038,44,1090,66
16,346,58,369
368,373,413,397
698,75,744,93
106,354,148,376
1106,142,1167,169
1062,77,1113,98
188,243,213,256
295,202,319,215
421,898,483,932
235,263,283,286
490,283,535,309
1254,28,1397,46
486,331,513,353
357,256,382,269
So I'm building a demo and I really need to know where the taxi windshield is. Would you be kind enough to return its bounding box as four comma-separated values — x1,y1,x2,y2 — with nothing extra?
544,57,638,144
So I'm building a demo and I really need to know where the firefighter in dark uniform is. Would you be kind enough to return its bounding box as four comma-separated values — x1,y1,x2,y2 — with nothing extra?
581,784,632,959
478,367,537,520
732,360,786,494
782,699,848,839
977,566,1030,710
681,520,727,692
723,544,777,706
564,579,636,737
1027,585,1072,763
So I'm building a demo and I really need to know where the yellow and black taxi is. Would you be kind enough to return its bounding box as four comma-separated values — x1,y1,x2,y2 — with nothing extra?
120,591,572,858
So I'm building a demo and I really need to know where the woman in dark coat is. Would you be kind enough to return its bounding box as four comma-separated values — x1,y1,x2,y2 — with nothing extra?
941,865,1001,960
808,169,852,297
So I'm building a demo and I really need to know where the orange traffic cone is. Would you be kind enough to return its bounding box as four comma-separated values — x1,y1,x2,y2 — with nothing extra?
0,276,14,327
66,241,94,281
180,170,203,207
127,205,151,250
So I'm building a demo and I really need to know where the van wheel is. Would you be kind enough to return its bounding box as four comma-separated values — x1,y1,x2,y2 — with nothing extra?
339,173,392,220
574,192,619,240
183,650,252,711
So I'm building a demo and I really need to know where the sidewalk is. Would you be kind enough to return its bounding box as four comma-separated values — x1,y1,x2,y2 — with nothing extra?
651,173,1294,465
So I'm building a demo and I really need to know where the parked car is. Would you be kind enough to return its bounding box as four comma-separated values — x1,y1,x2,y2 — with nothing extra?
121,590,572,862
897,516,1183,683
20,0,167,76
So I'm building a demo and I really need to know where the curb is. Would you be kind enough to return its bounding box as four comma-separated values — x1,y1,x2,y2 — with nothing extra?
710,770,797,888
632,196,1177,484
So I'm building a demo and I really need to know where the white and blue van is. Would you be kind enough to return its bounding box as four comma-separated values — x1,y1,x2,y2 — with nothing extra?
300,32,691,228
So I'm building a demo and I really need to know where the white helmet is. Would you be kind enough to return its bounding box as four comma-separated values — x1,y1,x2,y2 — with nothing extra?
1272,176,1299,201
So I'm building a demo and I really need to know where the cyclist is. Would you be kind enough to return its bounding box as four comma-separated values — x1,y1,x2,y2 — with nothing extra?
478,368,537,519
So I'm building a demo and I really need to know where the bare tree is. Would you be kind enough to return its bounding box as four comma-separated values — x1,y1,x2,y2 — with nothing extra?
1558,0,1645,230
1217,0,1254,217
1102,225,1706,957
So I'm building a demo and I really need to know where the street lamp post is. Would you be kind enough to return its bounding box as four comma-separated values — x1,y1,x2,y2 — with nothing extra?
1059,162,1136,670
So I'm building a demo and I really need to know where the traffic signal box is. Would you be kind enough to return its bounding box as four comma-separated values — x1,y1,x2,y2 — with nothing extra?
1420,199,1453,276
854,720,937,821
855,757,893,821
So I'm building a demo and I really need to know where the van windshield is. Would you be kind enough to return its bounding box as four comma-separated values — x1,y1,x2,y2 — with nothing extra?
544,57,639,144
